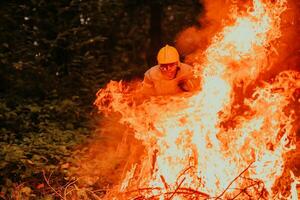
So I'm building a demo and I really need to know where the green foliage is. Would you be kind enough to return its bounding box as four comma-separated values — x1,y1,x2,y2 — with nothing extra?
0,0,202,101
0,0,202,198
0,97,92,199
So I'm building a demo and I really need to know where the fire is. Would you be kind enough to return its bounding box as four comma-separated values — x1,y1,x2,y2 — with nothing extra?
95,0,299,199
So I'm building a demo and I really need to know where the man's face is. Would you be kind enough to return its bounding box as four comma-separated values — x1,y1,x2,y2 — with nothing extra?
159,62,178,79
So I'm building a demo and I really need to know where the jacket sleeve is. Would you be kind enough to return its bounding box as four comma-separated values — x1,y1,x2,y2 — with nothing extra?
140,70,156,96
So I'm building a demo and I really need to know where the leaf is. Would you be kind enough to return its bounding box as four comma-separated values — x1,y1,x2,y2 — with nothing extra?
26,159,34,165
28,105,41,113
0,161,8,169
20,186,31,196
0,191,5,199
44,195,54,200
61,163,70,169
36,183,44,189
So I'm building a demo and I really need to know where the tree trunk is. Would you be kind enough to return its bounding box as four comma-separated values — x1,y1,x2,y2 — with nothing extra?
147,1,162,66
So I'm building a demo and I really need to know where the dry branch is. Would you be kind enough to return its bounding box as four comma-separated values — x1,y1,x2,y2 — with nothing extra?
43,170,64,199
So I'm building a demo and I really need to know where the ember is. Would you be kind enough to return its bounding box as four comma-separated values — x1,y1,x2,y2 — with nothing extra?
95,0,299,199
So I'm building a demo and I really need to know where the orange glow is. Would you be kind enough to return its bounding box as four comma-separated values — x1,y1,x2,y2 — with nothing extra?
94,0,299,199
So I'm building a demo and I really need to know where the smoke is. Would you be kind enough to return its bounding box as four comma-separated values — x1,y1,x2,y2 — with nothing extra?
70,113,145,188
266,0,300,75
175,0,233,64
176,0,300,74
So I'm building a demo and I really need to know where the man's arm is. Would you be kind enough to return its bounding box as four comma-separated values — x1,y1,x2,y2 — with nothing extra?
140,71,156,96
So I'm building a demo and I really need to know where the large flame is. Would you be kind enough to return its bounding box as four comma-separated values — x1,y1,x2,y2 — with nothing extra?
95,0,299,199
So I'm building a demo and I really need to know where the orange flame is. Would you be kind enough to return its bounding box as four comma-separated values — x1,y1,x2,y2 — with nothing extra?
95,0,299,199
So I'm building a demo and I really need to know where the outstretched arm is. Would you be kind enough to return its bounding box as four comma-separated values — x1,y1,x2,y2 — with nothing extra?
140,73,156,96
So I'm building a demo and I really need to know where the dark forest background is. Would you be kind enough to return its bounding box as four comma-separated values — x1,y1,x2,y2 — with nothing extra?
0,0,203,199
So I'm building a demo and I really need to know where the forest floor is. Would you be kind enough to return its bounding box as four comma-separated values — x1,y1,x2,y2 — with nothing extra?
0,93,299,199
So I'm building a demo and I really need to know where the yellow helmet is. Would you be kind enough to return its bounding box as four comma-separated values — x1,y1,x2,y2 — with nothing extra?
157,45,180,64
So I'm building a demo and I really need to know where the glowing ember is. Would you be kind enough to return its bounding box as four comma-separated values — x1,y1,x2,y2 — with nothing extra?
95,0,299,199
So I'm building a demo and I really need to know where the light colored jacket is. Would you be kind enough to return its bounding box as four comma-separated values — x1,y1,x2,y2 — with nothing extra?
141,63,200,96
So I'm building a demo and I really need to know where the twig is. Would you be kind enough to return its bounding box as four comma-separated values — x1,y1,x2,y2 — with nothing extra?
213,161,255,199
128,187,162,192
85,189,103,200
151,149,158,175
126,161,271,200
219,175,266,199
125,187,162,195
92,188,108,193
64,188,76,199
42,170,64,199
178,187,210,198
133,196,147,200
63,178,78,199
176,166,195,183
258,187,267,200
168,177,186,200
230,182,258,199
148,187,210,200
160,175,170,191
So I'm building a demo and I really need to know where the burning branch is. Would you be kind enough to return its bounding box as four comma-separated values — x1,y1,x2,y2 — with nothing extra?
168,177,186,200
214,161,255,199
160,175,170,191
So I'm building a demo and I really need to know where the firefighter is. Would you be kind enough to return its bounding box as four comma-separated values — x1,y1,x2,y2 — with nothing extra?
141,44,200,96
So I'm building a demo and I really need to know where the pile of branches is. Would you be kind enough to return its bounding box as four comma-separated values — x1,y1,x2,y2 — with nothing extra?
118,162,294,200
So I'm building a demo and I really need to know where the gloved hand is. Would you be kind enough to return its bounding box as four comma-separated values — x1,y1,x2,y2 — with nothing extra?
178,78,201,92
